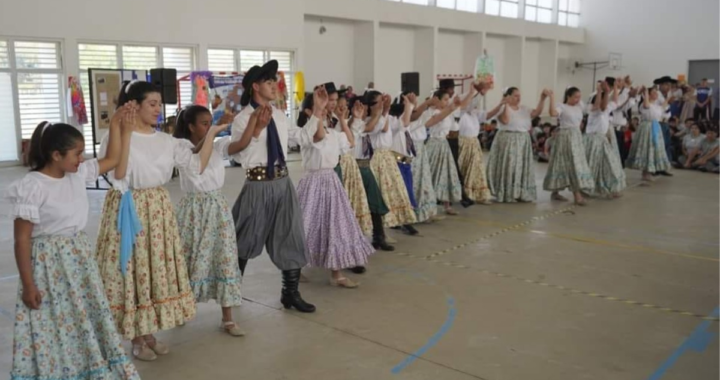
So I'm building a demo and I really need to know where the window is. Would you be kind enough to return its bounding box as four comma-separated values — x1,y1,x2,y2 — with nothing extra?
401,0,429,4
437,0,455,9
486,0,519,18
558,0,580,27
161,47,195,111
525,0,553,23
0,39,64,162
456,0,479,12
207,48,296,119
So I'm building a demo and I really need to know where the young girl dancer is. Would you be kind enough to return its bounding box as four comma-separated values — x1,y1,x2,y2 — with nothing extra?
7,117,140,379
486,87,547,203
425,89,476,214
408,98,440,223
546,87,594,205
363,91,418,228
584,81,627,198
172,105,245,336
625,86,674,183
96,80,216,361
296,87,375,288
389,92,421,235
457,82,500,205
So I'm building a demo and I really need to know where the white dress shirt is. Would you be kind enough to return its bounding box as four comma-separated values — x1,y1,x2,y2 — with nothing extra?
586,102,618,135
229,104,290,169
298,115,343,171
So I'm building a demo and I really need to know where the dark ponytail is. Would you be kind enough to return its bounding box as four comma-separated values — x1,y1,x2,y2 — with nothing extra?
28,122,84,171
297,92,314,128
563,87,580,104
504,87,518,97
117,80,161,109
173,105,212,140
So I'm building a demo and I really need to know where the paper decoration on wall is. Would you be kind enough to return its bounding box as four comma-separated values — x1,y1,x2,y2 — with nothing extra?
275,71,288,111
294,71,305,104
474,54,495,89
68,76,88,125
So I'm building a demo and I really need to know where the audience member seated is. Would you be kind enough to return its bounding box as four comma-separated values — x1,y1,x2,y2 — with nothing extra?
695,128,719,173
676,122,705,168
480,119,498,150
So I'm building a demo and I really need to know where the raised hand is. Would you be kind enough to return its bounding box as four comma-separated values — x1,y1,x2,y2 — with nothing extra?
337,104,349,120
209,124,229,136
313,85,329,112
254,105,272,131
624,75,633,87
407,92,418,105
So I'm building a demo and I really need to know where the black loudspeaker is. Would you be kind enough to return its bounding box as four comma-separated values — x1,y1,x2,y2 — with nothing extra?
150,68,178,104
401,72,420,95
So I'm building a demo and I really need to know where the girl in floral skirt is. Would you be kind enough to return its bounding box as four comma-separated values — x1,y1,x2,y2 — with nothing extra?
6,116,139,379
172,105,245,336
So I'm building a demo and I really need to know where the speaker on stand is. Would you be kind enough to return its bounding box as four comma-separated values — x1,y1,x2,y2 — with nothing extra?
150,68,178,124
401,72,420,95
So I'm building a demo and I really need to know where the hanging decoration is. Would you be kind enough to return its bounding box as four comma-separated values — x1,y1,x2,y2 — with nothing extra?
68,76,88,125
294,71,305,105
275,71,288,111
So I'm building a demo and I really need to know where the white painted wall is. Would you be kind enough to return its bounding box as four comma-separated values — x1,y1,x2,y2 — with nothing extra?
522,39,541,107
303,17,356,89
568,0,720,95
376,24,416,95
437,31,466,76
484,35,507,107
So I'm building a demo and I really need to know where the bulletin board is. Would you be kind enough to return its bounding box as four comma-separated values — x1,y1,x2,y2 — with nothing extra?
87,68,148,145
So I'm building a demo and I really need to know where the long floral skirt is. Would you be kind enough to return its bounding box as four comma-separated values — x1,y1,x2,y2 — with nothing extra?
543,128,594,193
625,120,671,173
370,149,418,227
584,133,627,196
96,187,196,340
176,190,242,307
339,154,372,235
486,131,537,203
12,233,140,380
411,140,439,222
297,169,375,269
425,138,462,203
458,136,492,202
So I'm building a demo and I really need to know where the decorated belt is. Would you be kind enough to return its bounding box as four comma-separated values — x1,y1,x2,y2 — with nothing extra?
447,131,459,139
356,159,371,168
393,152,413,165
246,166,288,181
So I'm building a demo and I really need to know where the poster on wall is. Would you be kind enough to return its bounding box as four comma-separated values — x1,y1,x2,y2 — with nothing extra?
189,72,245,126
474,54,495,88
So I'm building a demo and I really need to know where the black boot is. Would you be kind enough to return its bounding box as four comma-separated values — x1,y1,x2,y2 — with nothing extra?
371,213,395,251
349,266,367,274
281,269,316,313
238,258,248,276
402,224,419,236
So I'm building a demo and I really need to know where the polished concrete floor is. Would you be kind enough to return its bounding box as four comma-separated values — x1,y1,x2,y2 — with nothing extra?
0,157,718,380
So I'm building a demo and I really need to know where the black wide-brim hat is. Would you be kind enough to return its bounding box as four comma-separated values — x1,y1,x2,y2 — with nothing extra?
240,60,279,106
653,76,678,85
323,82,338,94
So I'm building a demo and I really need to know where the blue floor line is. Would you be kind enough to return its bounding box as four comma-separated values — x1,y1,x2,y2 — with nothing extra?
647,306,720,380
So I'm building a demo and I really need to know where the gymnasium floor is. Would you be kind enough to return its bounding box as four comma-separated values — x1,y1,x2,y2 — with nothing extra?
0,158,717,380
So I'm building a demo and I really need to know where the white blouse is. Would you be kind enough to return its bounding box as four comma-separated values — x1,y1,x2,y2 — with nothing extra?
298,115,344,171
409,110,431,141
585,102,618,135
178,137,232,193
100,131,196,192
458,110,487,137
350,119,369,159
367,116,394,150
427,108,454,139
390,116,411,155
229,104,291,169
330,119,354,156
641,103,665,121
555,102,585,129
498,105,532,132
5,160,99,237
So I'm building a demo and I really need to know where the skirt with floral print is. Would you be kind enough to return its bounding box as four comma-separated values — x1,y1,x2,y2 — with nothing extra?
339,154,373,236
411,140,439,222
543,128,595,193
11,232,140,380
176,190,242,307
458,137,492,202
425,138,462,203
96,187,196,340
625,120,671,173
370,149,418,227
486,130,537,203
297,169,375,270
584,133,627,196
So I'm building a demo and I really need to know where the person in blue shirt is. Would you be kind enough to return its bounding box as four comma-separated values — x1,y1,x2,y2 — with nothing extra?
694,78,713,121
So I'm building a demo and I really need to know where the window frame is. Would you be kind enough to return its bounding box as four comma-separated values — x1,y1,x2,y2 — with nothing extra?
558,0,581,27
524,0,554,23
0,36,66,163
485,0,520,18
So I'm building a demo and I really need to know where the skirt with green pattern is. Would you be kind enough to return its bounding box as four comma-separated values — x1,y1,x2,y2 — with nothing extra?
486,130,537,203
543,128,594,193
